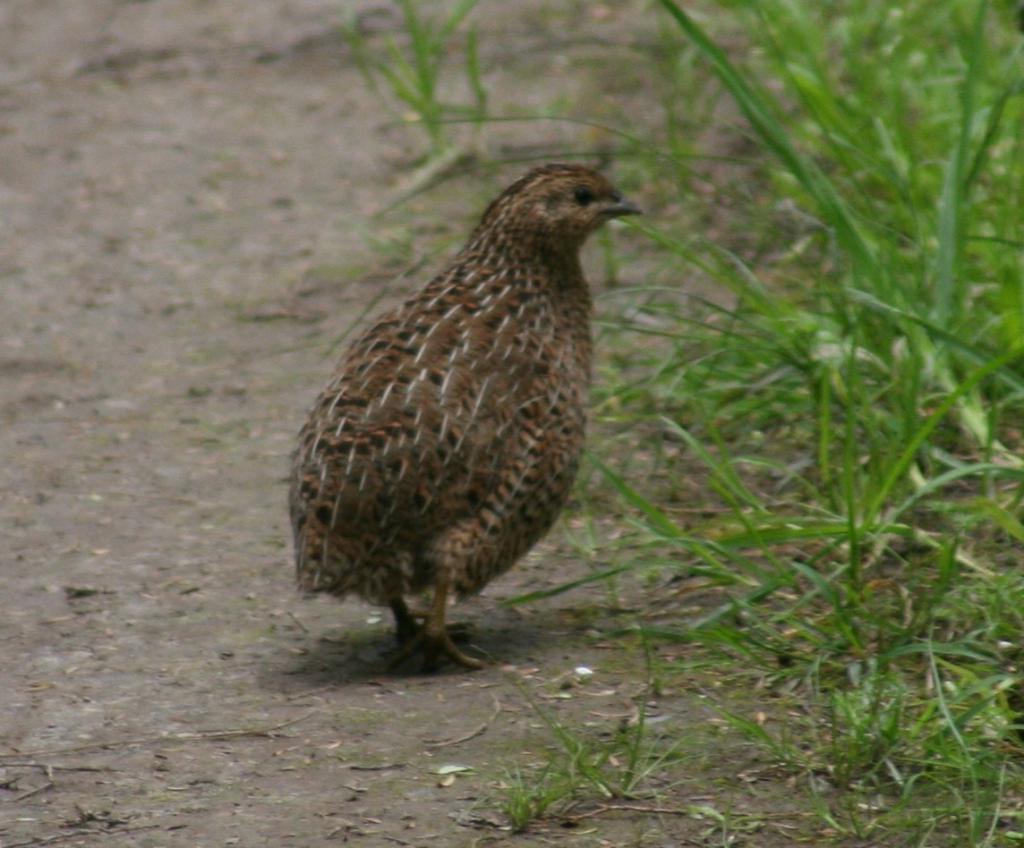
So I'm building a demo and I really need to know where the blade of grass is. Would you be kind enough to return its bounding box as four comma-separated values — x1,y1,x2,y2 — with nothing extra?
655,0,876,280
862,346,1024,529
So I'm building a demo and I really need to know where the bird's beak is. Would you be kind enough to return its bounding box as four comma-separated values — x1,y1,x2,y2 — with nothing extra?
602,193,643,218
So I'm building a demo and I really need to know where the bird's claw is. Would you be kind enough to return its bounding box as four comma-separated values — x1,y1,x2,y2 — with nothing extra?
388,625,485,672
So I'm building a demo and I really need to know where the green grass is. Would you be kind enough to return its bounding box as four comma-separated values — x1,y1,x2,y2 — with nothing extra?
581,0,1024,842
342,0,486,161
496,649,687,832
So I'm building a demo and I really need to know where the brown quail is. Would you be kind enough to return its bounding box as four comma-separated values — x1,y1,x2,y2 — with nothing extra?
289,164,641,670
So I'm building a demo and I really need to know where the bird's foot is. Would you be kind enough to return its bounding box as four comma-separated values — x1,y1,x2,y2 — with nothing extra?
442,620,474,644
422,625,485,671
388,623,485,672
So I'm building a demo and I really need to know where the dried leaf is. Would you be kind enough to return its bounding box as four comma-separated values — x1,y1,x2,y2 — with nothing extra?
434,764,473,775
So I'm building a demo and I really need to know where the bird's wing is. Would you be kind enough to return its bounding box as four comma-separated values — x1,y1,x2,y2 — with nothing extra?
292,264,541,528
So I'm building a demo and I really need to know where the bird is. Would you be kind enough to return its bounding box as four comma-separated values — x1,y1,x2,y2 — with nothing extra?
288,163,641,670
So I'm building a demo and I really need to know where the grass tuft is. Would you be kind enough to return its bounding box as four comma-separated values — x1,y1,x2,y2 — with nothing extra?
343,0,486,161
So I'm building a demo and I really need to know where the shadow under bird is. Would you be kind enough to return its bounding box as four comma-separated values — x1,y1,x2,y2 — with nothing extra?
289,163,642,670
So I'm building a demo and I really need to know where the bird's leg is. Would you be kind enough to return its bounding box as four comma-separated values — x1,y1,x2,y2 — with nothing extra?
389,597,418,646
390,597,474,644
419,574,485,671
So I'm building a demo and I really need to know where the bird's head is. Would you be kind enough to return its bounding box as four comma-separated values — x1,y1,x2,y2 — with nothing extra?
473,164,642,255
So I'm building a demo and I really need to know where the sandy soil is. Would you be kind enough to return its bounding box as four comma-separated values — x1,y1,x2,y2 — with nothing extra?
0,3,802,846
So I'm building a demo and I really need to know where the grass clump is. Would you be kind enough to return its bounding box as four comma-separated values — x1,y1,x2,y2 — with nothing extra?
496,674,686,833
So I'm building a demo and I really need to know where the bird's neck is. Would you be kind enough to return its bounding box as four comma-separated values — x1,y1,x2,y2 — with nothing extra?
462,231,588,291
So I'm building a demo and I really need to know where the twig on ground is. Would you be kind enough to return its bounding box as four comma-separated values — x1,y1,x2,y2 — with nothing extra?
11,778,54,802
424,694,501,748
566,802,697,821
565,803,811,824
6,825,160,848
0,712,317,759
286,684,336,701
3,762,115,772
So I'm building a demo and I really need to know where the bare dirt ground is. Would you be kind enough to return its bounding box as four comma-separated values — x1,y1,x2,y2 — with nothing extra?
0,3,803,846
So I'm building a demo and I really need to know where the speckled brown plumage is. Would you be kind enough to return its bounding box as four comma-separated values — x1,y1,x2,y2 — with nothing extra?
289,163,641,669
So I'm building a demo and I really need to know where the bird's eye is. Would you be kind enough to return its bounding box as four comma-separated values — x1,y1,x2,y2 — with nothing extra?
573,186,594,206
